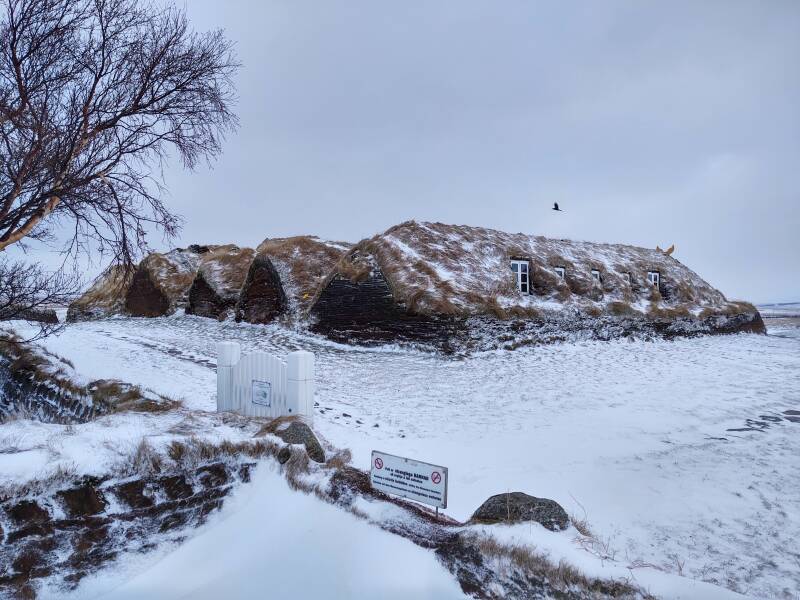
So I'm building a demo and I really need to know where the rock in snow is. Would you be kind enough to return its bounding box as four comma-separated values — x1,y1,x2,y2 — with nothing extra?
470,492,569,531
273,421,326,463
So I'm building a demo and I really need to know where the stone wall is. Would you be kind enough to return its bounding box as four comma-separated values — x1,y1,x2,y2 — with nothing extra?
0,460,253,598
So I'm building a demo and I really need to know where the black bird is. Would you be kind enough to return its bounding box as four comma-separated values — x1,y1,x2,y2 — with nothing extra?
552,202,563,212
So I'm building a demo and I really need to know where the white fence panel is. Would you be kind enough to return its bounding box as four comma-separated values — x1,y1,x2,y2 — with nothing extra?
216,342,313,421
232,352,287,418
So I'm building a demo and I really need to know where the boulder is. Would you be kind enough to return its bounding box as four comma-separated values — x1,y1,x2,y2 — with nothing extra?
235,255,287,324
470,492,569,531
274,421,325,463
125,248,202,317
186,245,254,320
277,446,292,464
67,265,131,322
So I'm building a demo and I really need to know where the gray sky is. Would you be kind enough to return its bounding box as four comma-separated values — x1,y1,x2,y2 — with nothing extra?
24,1,800,303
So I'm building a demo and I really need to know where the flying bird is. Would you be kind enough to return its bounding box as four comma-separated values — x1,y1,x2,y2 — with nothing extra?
552,202,563,212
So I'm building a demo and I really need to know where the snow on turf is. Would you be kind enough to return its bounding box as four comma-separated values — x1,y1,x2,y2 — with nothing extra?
40,463,466,600
5,314,799,598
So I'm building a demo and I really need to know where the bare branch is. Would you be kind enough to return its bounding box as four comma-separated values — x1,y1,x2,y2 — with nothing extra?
0,0,239,263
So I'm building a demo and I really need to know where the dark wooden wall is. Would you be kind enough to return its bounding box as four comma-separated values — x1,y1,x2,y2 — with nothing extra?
309,269,462,349
125,267,170,317
235,256,287,324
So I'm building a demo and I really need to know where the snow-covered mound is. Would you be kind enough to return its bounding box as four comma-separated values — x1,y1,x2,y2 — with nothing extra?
66,265,131,322
256,236,350,314
186,245,255,320
124,247,204,317
309,221,763,349
330,221,737,316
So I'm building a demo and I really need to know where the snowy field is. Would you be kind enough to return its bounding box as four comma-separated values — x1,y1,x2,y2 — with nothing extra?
4,314,800,599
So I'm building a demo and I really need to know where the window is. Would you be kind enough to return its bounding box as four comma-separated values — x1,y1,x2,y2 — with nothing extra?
510,260,530,294
591,269,601,283
647,271,660,287
554,266,566,280
622,272,631,285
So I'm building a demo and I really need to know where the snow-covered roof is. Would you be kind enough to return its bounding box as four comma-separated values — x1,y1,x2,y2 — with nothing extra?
195,244,255,301
256,236,350,313
329,221,736,317
138,247,202,305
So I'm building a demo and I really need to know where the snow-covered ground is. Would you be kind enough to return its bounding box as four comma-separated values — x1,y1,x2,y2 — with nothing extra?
4,315,799,599
45,463,466,600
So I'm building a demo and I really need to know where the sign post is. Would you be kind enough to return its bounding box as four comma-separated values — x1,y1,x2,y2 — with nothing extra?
370,450,448,511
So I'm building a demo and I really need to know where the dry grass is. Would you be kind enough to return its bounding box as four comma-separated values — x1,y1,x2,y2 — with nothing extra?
283,448,312,491
325,448,353,470
506,305,541,319
0,333,180,422
606,301,639,317
67,265,132,321
129,439,164,476
195,245,255,298
163,436,280,471
467,531,651,599
586,305,603,317
647,303,692,320
570,513,593,538
699,300,758,319
254,415,298,437
0,333,84,397
88,380,181,414
0,461,78,498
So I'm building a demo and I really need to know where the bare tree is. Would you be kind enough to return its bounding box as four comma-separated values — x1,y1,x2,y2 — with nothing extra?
0,258,79,339
0,0,238,337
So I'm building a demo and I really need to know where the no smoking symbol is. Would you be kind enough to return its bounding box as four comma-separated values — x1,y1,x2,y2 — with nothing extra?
374,457,384,469
431,471,442,484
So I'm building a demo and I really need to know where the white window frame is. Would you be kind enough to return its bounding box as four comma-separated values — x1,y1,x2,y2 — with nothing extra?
591,269,601,283
510,260,530,294
647,271,660,287
554,266,566,280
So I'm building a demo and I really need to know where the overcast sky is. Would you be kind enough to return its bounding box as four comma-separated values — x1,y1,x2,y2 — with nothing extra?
23,1,800,303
